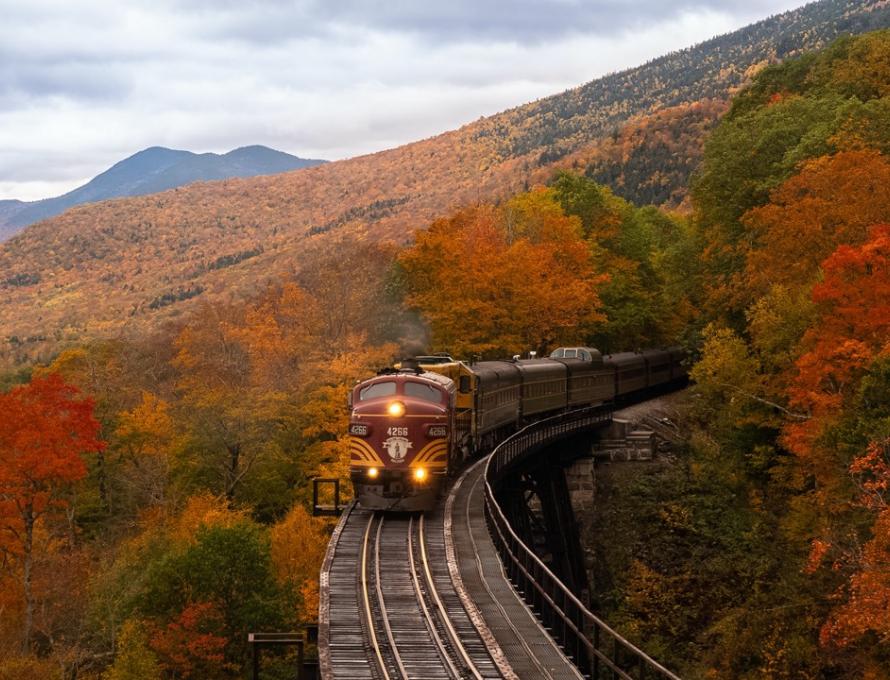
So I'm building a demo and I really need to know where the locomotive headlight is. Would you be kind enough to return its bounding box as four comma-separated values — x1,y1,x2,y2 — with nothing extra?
413,467,427,481
387,401,406,418
367,467,379,479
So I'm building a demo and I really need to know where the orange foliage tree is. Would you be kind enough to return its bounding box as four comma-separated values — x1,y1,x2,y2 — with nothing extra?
173,281,395,508
742,151,890,303
399,189,608,357
173,302,257,502
270,505,329,622
0,374,104,652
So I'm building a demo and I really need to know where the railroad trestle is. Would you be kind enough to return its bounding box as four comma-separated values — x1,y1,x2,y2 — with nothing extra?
484,406,681,680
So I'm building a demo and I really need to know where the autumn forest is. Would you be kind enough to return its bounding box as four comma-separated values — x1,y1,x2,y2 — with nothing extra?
2,19,890,680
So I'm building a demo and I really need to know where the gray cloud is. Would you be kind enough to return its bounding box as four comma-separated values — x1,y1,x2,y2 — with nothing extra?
181,0,801,43
0,0,804,200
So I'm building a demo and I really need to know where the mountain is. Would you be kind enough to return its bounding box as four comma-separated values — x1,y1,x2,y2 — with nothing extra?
2,0,890,366
0,201,26,241
0,146,325,239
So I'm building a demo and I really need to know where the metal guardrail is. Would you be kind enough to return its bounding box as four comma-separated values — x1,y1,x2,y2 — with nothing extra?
483,407,682,680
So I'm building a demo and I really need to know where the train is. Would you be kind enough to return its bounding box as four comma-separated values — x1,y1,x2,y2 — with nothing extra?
348,347,686,511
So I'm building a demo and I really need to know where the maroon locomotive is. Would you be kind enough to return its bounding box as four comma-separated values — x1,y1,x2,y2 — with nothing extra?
348,368,455,511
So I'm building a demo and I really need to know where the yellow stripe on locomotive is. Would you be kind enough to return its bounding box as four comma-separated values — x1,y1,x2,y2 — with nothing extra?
348,436,385,466
410,439,449,468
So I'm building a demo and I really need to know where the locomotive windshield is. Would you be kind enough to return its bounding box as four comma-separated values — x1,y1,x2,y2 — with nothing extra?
359,381,396,401
404,381,443,403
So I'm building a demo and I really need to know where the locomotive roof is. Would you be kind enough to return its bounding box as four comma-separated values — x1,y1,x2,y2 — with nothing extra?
362,369,454,390
418,370,455,389
414,355,454,364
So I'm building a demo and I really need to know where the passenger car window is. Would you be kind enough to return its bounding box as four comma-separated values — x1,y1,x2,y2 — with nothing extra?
359,381,396,401
404,381,442,403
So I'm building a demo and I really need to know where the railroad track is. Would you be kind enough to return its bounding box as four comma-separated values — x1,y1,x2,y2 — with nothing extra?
323,503,501,679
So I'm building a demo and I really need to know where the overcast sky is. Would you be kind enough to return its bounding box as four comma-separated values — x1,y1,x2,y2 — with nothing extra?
1,0,805,201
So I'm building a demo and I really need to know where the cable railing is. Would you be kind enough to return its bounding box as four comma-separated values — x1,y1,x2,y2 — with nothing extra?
483,407,682,680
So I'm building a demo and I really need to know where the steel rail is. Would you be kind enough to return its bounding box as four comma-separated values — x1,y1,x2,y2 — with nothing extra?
443,460,518,680
373,516,409,679
407,517,463,679
417,513,486,680
360,514,392,680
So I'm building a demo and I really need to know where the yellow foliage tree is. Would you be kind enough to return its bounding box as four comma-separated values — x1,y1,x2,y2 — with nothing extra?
270,505,330,622
114,392,178,507
103,619,162,680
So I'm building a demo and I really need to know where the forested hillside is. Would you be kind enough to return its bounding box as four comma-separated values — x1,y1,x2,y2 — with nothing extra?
2,0,890,366
545,99,729,209
1,29,890,678
591,30,890,677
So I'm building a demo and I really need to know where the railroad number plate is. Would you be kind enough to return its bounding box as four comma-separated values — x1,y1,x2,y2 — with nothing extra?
387,427,408,436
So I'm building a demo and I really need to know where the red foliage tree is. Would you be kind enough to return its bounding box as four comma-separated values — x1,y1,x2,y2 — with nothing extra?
782,227,890,653
784,224,890,480
820,439,890,649
149,602,229,678
0,373,104,652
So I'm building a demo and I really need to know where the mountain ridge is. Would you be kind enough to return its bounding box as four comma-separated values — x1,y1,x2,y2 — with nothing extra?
0,145,325,240
2,0,889,365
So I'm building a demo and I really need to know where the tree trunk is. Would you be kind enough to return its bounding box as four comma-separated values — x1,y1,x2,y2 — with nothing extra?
96,449,110,513
22,503,34,654
65,502,77,548
225,442,241,504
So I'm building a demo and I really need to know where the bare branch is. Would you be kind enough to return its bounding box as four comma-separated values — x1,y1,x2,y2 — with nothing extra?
713,381,810,420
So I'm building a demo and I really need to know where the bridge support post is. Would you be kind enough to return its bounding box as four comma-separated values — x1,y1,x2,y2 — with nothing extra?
531,461,588,599
312,478,344,516
496,441,591,602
